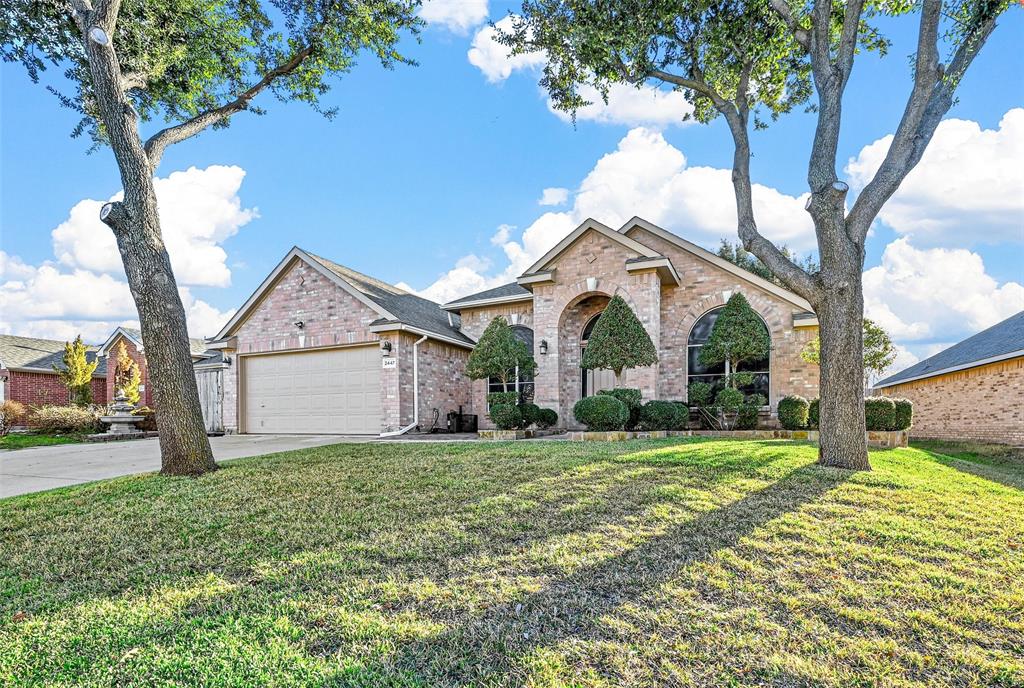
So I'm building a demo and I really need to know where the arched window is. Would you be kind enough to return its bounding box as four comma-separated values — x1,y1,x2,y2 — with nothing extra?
687,307,770,399
488,326,535,402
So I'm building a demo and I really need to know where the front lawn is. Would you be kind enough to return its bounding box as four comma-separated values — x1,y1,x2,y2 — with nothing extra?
1,439,1021,686
0,433,84,451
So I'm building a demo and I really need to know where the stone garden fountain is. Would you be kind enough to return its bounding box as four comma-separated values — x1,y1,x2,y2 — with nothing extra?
96,389,145,438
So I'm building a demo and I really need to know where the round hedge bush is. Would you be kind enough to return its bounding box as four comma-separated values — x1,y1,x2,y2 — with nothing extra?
518,402,540,428
777,395,809,430
487,392,518,410
536,408,558,429
714,387,745,413
490,404,522,431
598,388,642,429
892,398,913,431
639,400,680,431
574,395,629,431
671,402,690,430
864,397,896,431
808,398,819,428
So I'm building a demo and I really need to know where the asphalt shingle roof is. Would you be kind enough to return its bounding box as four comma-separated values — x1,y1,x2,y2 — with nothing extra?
117,327,210,357
876,310,1024,387
306,252,473,345
444,282,531,308
0,334,107,376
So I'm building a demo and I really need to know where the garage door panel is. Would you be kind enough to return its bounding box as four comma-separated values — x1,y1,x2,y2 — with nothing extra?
244,346,382,434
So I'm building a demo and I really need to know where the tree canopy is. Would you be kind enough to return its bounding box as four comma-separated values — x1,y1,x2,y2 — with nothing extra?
698,293,770,387
113,340,142,405
581,295,658,383
55,335,98,406
465,316,537,391
717,239,818,287
802,318,896,385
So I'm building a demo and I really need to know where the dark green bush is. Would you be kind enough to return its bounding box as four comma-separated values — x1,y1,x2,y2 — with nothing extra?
892,398,913,431
687,381,714,408
518,402,540,428
865,397,896,431
777,395,809,430
638,400,680,431
737,394,766,430
487,392,518,410
598,388,642,429
490,404,522,431
536,408,558,429
714,387,745,414
670,402,690,430
808,398,819,428
574,395,629,431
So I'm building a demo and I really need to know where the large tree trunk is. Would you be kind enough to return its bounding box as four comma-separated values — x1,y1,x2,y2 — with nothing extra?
815,283,870,471
82,12,216,476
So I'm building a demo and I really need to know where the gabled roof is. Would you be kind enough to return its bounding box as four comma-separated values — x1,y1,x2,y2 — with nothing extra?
875,311,1024,388
213,247,473,348
520,218,663,278
442,282,532,311
97,326,209,358
620,217,814,314
0,334,107,376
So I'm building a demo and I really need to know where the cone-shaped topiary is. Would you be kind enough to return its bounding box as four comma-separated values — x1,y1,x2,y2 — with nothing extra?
466,316,537,392
699,292,770,388
580,295,658,386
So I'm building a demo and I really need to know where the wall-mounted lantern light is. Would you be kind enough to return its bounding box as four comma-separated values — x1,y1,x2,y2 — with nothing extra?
294,320,304,330
539,339,548,355
380,339,392,356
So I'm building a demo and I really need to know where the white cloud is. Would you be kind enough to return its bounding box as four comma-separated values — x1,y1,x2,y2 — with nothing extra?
538,188,569,206
468,16,546,83
490,224,513,245
419,0,488,34
846,108,1024,245
549,82,694,127
51,165,258,288
863,237,1024,343
406,126,816,302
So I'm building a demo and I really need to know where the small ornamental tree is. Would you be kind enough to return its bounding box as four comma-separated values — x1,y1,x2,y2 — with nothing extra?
802,318,896,387
113,340,142,405
580,295,658,387
699,293,770,388
55,335,98,406
466,316,537,393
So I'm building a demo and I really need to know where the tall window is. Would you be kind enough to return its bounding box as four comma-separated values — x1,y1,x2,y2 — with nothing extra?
687,307,770,399
488,326,535,402
580,313,615,397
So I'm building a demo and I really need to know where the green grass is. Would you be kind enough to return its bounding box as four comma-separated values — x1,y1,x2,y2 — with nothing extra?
0,433,84,451
1,439,1021,687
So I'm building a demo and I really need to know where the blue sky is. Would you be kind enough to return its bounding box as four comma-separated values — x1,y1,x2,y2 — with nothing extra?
1,2,1022,374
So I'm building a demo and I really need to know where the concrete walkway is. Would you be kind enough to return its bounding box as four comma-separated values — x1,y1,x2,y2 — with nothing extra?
0,434,349,499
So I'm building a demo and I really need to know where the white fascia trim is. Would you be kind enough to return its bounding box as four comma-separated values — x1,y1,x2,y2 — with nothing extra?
625,257,681,285
875,349,1024,389
793,313,820,327
620,216,815,313
441,293,533,312
368,322,476,349
214,247,396,341
97,327,143,357
516,270,555,286
522,217,661,277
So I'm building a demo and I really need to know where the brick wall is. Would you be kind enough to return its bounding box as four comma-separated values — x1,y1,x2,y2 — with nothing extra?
104,335,153,407
876,357,1024,445
3,369,107,406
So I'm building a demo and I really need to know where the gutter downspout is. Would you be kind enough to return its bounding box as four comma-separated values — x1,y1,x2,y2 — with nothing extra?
379,334,429,438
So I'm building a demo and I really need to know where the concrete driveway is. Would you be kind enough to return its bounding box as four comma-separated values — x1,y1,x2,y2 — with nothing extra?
0,434,352,499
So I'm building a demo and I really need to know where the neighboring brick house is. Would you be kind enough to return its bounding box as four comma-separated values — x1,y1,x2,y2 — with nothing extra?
874,311,1024,445
95,327,209,407
207,217,820,435
0,334,107,406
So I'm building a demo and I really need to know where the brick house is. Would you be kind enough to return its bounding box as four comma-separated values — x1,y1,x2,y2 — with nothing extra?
95,327,210,407
874,311,1024,445
0,335,107,406
208,217,820,434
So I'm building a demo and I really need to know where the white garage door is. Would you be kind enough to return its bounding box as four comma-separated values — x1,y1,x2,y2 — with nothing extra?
243,346,381,434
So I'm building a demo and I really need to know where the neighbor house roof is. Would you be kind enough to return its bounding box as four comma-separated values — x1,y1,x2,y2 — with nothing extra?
97,326,210,359
0,334,107,376
213,247,473,348
442,282,532,311
875,310,1024,388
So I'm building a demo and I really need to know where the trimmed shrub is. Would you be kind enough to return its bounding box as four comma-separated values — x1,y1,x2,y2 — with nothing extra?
490,404,522,431
518,402,541,429
574,395,629,431
536,408,558,429
670,402,690,430
639,400,680,431
29,405,100,434
598,388,642,430
737,394,766,430
777,395,809,430
864,397,896,431
892,398,913,431
687,381,714,408
714,387,745,414
0,400,27,436
808,398,819,429
487,392,518,410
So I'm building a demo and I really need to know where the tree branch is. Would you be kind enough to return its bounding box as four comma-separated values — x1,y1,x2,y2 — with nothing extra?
768,0,810,50
143,43,315,169
649,68,719,100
